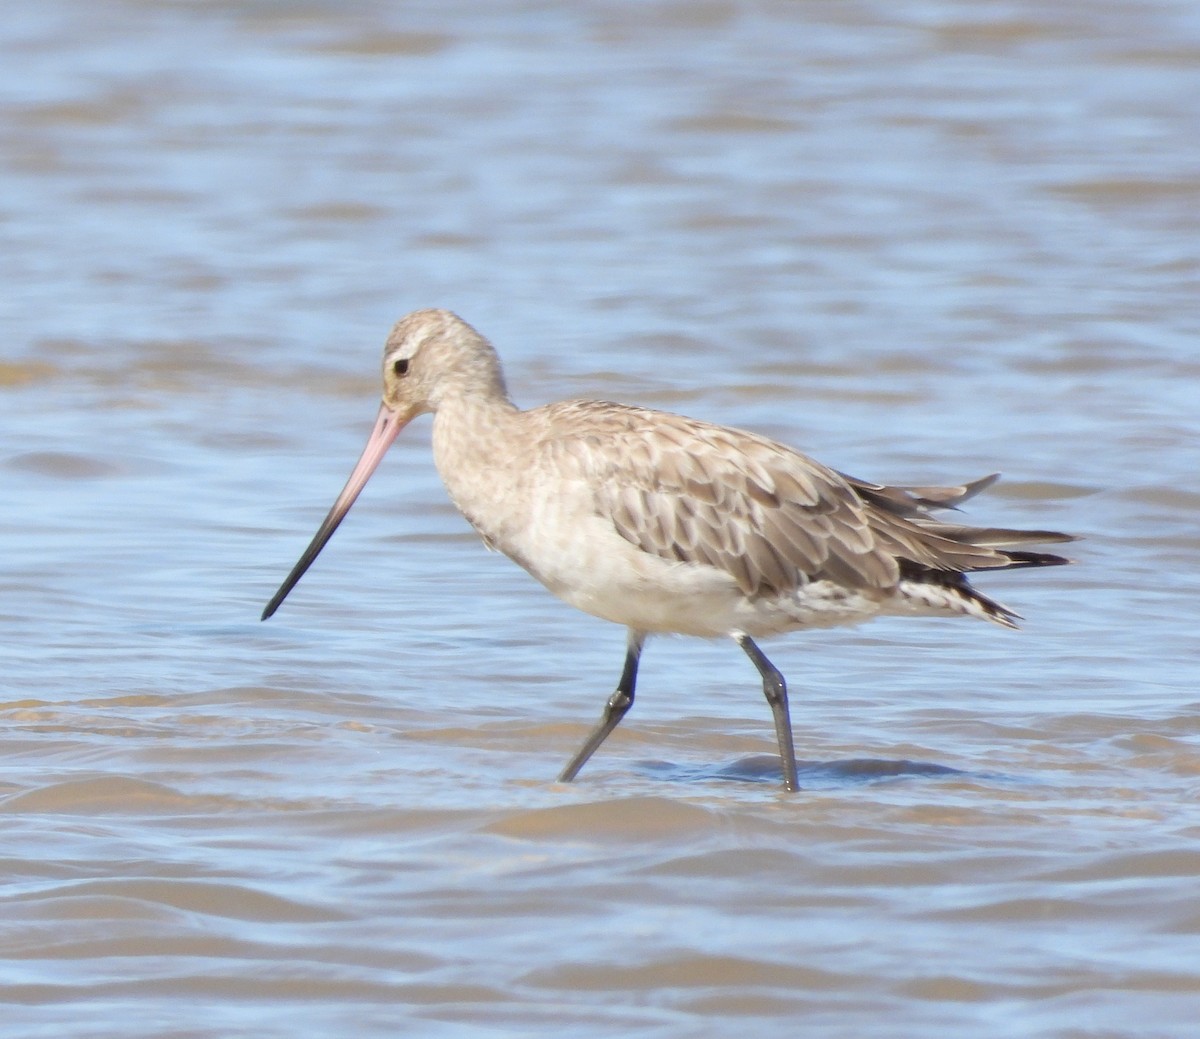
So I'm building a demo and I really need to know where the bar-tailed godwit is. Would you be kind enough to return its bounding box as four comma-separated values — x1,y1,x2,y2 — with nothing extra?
262,309,1073,791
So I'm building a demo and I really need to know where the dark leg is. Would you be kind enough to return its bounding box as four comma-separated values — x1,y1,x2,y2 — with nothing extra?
735,634,799,792
559,631,645,782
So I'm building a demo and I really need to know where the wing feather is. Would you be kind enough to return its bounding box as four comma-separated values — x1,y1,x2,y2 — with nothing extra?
535,400,1070,599
545,402,901,596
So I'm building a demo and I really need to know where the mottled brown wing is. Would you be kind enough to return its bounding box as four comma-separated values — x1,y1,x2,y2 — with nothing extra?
543,401,911,597
536,400,1070,596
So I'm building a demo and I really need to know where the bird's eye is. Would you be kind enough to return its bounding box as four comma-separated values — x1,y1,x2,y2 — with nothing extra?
393,358,410,376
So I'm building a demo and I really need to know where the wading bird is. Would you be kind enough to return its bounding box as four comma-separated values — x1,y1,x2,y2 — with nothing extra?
262,309,1073,791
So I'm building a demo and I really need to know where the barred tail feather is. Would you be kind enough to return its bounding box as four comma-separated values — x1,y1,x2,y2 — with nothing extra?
894,565,1021,627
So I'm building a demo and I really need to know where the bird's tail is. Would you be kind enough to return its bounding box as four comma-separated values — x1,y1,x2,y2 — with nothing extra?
916,523,1076,570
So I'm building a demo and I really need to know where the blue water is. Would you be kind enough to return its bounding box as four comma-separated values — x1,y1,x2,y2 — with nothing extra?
3,2,1200,1037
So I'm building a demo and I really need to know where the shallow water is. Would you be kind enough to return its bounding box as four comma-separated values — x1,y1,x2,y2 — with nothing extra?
3,1,1200,1036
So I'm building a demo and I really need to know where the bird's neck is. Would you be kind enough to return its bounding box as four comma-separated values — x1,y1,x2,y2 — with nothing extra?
431,387,520,474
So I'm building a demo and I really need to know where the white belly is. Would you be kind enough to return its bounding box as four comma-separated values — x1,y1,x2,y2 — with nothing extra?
498,507,886,638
